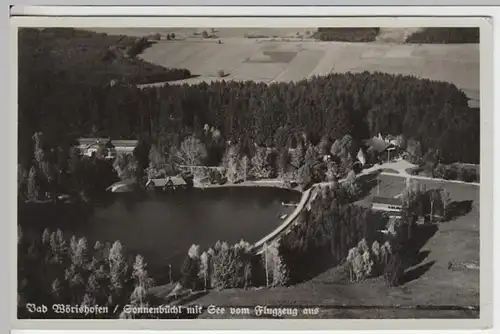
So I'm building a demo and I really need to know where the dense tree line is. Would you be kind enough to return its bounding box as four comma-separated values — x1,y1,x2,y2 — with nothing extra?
314,28,380,42
18,28,192,88
18,226,155,319
408,162,479,183
17,132,120,202
19,59,479,178
406,28,480,44
180,241,259,291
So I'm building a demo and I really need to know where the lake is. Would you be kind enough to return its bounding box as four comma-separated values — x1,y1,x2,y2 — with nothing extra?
19,186,301,283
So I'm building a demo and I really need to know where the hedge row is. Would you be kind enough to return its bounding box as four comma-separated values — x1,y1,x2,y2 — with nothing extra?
314,28,380,42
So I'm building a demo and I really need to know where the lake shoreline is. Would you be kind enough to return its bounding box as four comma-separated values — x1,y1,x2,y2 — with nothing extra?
193,179,303,192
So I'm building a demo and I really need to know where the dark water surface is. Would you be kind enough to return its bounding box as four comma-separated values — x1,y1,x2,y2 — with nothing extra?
20,187,301,283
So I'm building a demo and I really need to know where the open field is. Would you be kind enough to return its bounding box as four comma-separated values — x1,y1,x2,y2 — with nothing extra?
190,175,479,318
88,28,479,107
136,40,478,93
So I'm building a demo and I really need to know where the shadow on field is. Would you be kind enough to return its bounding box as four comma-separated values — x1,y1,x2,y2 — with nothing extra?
400,260,436,285
388,224,438,287
446,200,474,221
356,172,381,199
406,224,438,255
408,250,430,267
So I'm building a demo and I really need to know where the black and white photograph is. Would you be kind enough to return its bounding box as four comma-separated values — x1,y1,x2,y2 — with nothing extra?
15,22,485,322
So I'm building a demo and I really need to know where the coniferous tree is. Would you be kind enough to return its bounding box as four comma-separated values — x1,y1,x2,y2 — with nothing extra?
26,166,40,201
180,244,201,290
250,147,272,179
129,254,154,316
225,144,241,183
108,241,128,297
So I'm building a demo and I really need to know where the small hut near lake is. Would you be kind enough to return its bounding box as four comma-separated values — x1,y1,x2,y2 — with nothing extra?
146,176,190,192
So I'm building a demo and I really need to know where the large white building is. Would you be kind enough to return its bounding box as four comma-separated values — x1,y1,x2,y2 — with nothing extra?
76,138,138,159
371,196,403,217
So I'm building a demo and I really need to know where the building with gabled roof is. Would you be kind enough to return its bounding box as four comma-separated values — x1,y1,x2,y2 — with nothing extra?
145,175,189,191
76,138,138,159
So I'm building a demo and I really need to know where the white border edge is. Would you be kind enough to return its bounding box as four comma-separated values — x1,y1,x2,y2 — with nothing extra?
9,12,493,332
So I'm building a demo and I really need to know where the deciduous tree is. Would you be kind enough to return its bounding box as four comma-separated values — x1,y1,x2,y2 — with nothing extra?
175,135,208,166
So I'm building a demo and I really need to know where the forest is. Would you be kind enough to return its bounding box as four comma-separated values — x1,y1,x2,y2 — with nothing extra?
17,227,158,319
19,38,480,175
18,28,192,88
18,28,480,201
314,28,380,42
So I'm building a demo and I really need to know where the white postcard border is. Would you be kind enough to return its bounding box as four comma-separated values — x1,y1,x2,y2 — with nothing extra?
8,9,495,332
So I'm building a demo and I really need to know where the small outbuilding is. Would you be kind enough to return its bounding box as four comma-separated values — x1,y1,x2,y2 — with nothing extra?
371,196,403,214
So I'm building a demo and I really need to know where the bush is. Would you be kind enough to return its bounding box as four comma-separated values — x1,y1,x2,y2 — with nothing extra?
263,244,290,287
150,33,161,41
210,241,253,290
18,229,141,319
127,37,150,58
432,164,445,178
180,255,201,290
456,165,479,183
217,69,227,78
431,163,479,182
443,165,458,180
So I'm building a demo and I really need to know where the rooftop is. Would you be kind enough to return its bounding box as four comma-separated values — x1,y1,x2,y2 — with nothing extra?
147,176,187,187
362,137,393,154
372,196,403,207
